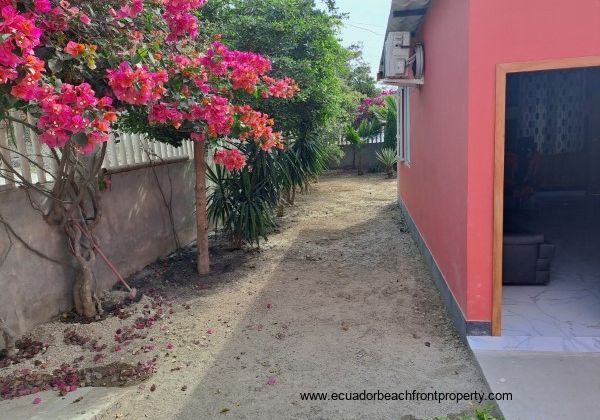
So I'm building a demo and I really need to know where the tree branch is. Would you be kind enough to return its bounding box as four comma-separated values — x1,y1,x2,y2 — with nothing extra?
2,115,41,134
0,210,70,266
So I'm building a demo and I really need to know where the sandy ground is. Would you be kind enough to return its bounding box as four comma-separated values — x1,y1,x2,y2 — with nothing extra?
1,172,491,419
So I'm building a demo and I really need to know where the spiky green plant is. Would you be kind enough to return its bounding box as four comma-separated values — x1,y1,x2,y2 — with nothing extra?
207,142,284,248
376,147,397,178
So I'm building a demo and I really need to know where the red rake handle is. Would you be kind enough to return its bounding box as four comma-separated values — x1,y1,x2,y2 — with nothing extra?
75,224,137,299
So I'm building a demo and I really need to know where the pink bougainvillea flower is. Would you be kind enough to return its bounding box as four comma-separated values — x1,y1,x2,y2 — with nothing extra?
149,102,183,128
79,13,91,25
190,132,205,142
33,397,42,405
206,328,214,335
131,0,144,16
263,76,300,99
185,95,233,137
107,62,168,105
213,148,246,172
162,0,207,41
0,67,18,84
266,303,272,310
34,0,52,13
10,76,39,101
38,129,70,148
64,41,85,57
266,377,277,386
113,0,144,19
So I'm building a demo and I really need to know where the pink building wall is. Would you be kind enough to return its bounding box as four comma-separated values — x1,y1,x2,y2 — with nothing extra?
398,0,471,315
466,0,600,321
400,0,600,325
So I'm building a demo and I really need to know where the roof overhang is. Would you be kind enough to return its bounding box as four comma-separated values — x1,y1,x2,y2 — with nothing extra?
378,0,431,80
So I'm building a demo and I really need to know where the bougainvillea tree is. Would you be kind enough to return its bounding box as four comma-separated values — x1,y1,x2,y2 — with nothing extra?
0,0,297,318
354,89,395,127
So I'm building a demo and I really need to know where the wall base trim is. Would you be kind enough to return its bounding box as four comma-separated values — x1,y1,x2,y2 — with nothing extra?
399,201,491,338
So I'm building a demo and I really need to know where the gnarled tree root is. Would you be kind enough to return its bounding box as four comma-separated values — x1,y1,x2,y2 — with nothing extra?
0,317,16,357
73,261,98,319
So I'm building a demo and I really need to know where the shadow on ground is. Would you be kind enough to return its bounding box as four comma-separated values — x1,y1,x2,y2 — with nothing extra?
154,174,491,419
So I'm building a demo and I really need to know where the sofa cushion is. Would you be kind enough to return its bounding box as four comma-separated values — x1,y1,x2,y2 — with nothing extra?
504,233,545,245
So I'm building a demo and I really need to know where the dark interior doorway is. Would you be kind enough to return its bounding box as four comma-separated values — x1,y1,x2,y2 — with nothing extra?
501,67,600,348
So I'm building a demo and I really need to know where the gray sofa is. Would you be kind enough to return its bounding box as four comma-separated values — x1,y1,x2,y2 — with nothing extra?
503,231,555,285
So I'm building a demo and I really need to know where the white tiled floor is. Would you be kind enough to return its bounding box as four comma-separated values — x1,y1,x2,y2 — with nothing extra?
470,199,600,352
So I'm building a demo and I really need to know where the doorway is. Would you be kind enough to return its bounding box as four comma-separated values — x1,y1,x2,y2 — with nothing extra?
493,57,600,342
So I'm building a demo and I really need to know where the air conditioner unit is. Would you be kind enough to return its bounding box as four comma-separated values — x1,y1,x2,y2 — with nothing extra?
385,32,411,78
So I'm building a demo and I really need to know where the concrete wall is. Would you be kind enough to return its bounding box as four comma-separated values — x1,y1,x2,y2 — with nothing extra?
0,160,196,341
398,0,471,318
330,143,386,171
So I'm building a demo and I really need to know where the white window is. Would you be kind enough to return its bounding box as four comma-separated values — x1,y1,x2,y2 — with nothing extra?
397,87,411,164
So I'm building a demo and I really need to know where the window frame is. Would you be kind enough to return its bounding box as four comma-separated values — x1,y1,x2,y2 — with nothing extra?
396,87,411,165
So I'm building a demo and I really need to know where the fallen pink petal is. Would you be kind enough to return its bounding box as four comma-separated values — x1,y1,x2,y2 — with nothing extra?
266,377,277,386
33,397,42,405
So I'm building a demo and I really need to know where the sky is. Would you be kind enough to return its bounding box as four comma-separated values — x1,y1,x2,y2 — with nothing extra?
333,0,391,78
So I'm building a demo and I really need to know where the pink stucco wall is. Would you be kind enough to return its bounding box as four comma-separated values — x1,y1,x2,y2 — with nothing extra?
400,0,600,323
399,0,471,315
466,0,600,320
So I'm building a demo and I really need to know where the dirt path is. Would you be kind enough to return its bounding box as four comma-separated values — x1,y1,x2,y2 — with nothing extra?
96,172,488,419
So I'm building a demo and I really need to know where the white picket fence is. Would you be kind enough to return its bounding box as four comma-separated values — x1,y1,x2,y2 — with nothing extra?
0,112,195,189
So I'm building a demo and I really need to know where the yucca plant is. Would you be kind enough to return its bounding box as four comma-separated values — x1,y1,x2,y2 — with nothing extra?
207,142,283,249
207,130,340,246
376,147,397,178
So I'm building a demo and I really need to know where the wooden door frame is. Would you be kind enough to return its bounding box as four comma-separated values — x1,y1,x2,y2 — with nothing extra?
493,56,600,336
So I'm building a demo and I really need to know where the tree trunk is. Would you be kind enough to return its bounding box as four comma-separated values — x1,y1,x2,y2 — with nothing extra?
194,141,210,275
73,257,97,319
284,188,294,206
69,223,98,319
230,236,243,250
357,152,364,176
0,317,15,358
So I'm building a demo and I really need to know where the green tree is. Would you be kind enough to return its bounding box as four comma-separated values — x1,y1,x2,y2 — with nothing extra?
345,44,380,98
372,95,398,152
203,0,357,164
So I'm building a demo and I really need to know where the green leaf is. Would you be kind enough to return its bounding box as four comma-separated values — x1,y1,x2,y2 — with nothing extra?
48,58,63,73
72,132,88,147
